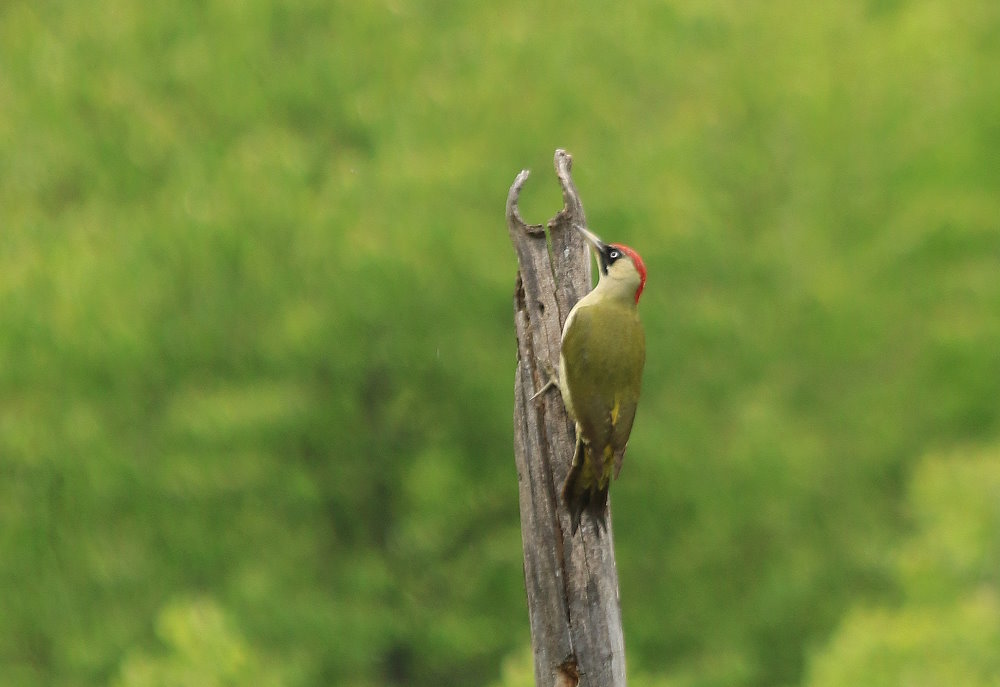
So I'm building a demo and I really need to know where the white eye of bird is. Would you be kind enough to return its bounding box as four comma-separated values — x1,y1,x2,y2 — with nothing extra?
609,250,619,259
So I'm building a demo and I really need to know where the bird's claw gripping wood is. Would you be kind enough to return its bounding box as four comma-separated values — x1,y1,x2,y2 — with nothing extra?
530,360,560,401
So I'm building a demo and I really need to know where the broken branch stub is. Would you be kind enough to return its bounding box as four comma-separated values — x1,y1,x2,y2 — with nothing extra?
507,149,627,687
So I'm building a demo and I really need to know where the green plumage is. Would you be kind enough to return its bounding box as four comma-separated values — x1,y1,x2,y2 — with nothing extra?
560,299,645,534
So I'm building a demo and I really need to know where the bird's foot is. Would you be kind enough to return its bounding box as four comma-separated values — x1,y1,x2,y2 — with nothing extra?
530,360,560,400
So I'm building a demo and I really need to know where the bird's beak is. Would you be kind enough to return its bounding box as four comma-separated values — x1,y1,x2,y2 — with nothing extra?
572,224,608,253
573,224,614,276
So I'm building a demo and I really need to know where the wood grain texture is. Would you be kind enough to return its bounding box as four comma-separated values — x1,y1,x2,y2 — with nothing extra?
507,150,626,687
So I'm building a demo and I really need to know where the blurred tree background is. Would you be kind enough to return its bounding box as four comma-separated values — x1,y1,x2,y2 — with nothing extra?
1,1,998,685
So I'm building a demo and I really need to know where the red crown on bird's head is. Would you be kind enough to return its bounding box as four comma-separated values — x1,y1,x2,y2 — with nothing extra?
610,243,646,303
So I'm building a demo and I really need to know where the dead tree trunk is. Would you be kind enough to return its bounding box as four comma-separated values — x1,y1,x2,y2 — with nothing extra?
507,150,626,687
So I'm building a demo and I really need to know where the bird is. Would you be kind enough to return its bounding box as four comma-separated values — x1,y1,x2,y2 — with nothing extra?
539,223,647,535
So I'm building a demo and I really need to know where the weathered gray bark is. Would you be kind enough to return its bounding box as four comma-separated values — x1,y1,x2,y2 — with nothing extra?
507,150,626,687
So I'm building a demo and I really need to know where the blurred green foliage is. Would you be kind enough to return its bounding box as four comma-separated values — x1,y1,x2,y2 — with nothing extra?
805,446,1000,687
114,597,286,687
1,1,998,685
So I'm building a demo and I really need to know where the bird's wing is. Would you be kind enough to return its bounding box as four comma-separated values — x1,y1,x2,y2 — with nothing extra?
561,304,645,480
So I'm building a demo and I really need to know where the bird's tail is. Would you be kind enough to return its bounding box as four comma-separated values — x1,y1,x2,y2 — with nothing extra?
561,441,609,536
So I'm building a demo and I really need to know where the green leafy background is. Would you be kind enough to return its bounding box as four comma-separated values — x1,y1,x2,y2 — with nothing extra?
2,1,999,685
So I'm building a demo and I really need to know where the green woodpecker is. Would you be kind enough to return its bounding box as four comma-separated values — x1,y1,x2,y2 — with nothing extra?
558,224,646,535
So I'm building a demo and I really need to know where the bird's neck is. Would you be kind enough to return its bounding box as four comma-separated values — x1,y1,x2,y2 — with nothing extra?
585,274,639,307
